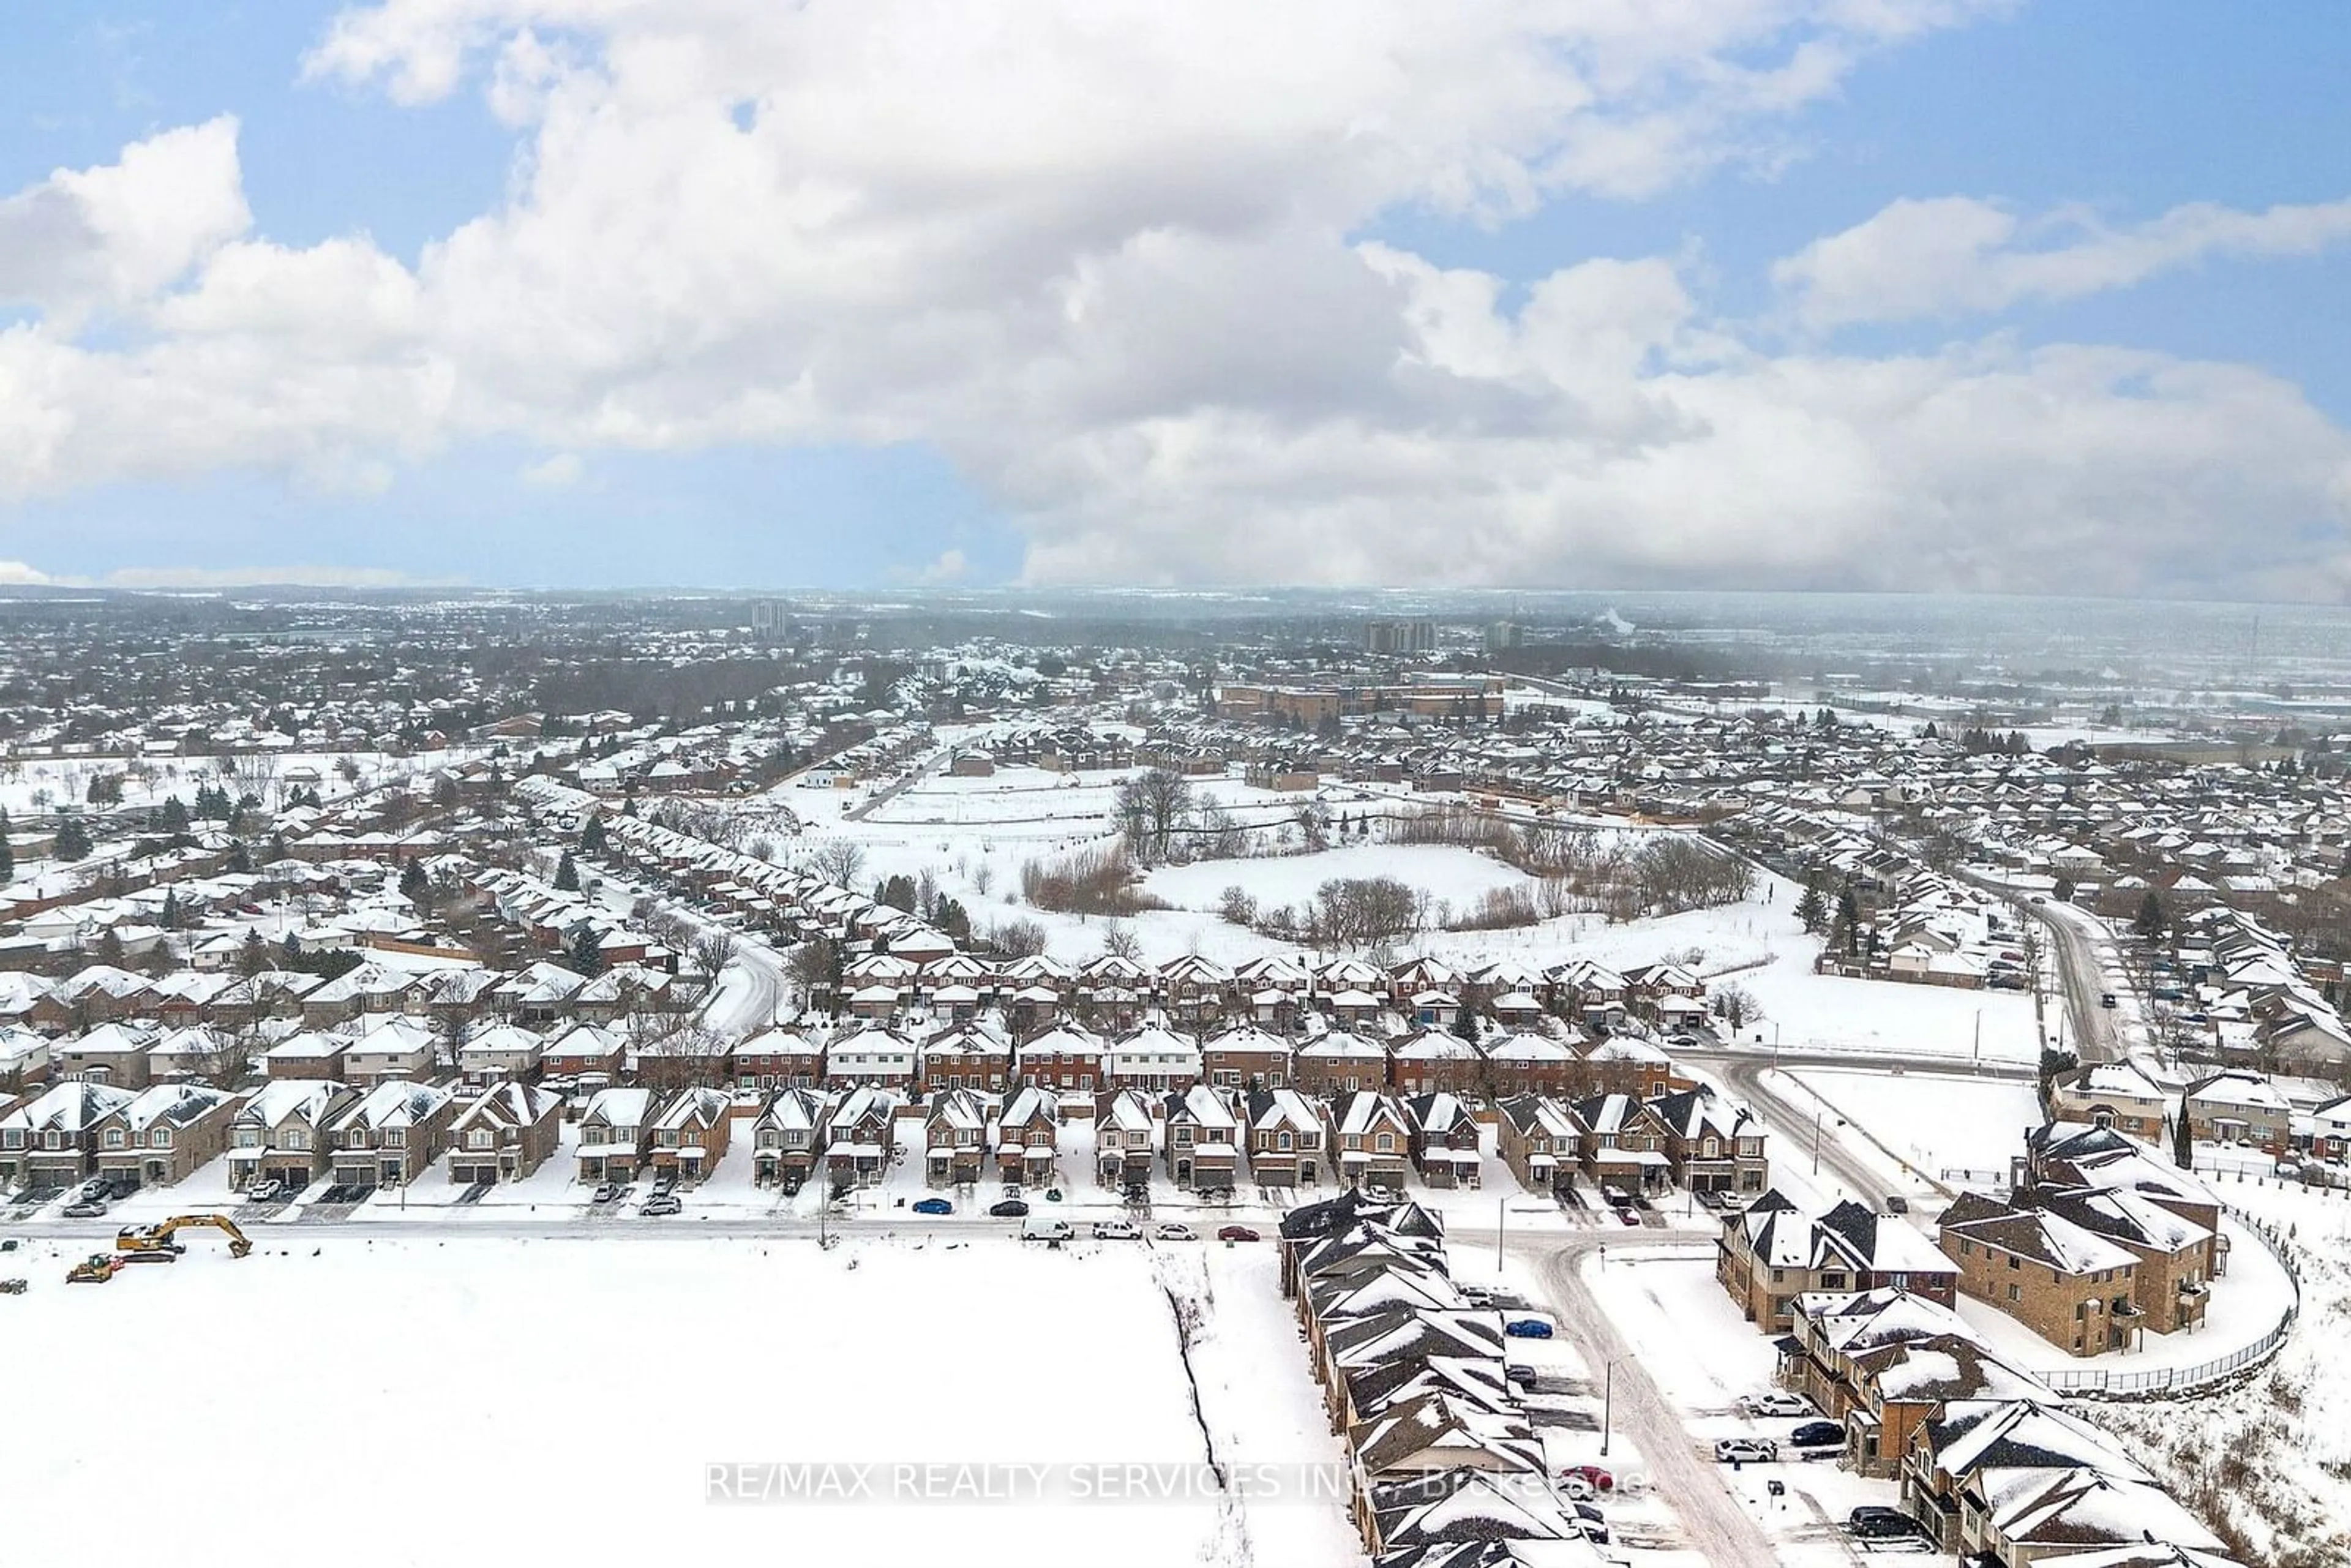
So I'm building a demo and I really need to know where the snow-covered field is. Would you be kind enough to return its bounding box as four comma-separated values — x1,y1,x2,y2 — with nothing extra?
0,745,491,820
0,1234,1350,1568
1145,843,1532,917
1780,1067,2043,1188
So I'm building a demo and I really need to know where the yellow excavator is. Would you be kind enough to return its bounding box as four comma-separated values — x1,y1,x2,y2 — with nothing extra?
116,1214,254,1260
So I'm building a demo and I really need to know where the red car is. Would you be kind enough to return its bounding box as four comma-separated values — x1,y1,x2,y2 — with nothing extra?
1216,1225,1261,1242
1558,1465,1614,1495
1614,1207,1641,1226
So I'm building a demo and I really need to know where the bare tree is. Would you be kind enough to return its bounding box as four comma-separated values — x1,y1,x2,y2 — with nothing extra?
1099,920,1143,962
812,838,867,888
1114,768,1194,865
689,929,739,996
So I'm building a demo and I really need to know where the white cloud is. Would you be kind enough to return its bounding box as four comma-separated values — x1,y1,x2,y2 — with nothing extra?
0,117,249,323
0,560,54,585
100,565,440,589
520,451,582,486
1776,194,2351,330
0,1,2346,601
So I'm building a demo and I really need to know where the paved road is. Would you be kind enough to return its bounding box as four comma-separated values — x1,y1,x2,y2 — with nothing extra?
1948,866,2121,1064
1678,1043,2034,1082
1703,1057,1923,1206
1462,1229,1780,1568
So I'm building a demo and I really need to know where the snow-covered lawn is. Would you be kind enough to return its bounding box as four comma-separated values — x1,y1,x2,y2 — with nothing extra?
1779,1067,2044,1190
1145,844,1534,917
1,1233,1335,1568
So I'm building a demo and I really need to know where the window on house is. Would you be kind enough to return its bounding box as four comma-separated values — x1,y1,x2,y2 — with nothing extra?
2006,1283,2021,1303
104,1129,125,1148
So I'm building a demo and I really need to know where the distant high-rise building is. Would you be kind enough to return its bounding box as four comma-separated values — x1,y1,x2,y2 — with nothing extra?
1483,620,1524,653
1365,617,1435,655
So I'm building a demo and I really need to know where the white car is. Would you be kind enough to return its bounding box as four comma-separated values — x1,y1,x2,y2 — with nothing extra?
1741,1391,1812,1419
1092,1219,1142,1240
246,1179,284,1204
1714,1438,1778,1464
1153,1223,1198,1242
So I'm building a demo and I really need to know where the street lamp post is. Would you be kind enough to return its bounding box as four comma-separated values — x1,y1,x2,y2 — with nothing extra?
1600,1359,1615,1457
1496,1194,1506,1272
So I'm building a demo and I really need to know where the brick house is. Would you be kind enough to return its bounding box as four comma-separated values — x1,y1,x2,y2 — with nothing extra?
1325,1090,1415,1190
1937,1193,2142,1357
1245,1086,1325,1187
575,1086,656,1183
1403,1092,1482,1188
1784,1288,2048,1477
0,1080,138,1190
1569,1092,1675,1194
1294,1029,1391,1096
730,1026,825,1090
328,1079,458,1187
1479,1030,1582,1098
228,1079,362,1192
91,1082,236,1188
1095,1087,1160,1188
2047,1060,2172,1143
51,1022,160,1089
540,1022,628,1082
1719,1190,1960,1332
1201,1021,1294,1091
1494,1093,1579,1196
923,1087,991,1187
1163,1083,1240,1190
446,1083,565,1184
919,1021,1013,1095
647,1086,735,1183
1016,1020,1103,1093
750,1086,833,1188
1648,1086,1769,1195
1387,1029,1482,1097
822,1086,900,1190
992,1084,1060,1187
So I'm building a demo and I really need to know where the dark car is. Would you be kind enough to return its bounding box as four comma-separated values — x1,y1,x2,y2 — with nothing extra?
2100,992,2118,1008
1790,1420,1843,1448
989,1198,1030,1218
1504,1319,1554,1339
1504,1364,1539,1390
1849,1507,1921,1539
1216,1225,1259,1242
912,1197,954,1216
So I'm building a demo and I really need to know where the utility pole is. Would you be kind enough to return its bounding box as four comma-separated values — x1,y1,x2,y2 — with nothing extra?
1812,1110,1823,1177
1600,1360,1614,1457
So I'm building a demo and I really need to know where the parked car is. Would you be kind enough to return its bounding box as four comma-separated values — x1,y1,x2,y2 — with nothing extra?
912,1198,954,1216
1714,1438,1778,1463
1614,1207,1641,1226
2100,992,2118,1008
1216,1225,1260,1242
1848,1507,1923,1540
1789,1421,1842,1449
1504,1364,1539,1390
1556,1465,1614,1495
1884,1195,1910,1215
989,1198,1031,1218
1021,1217,1074,1242
1093,1220,1142,1240
246,1179,284,1204
1504,1318,1554,1339
61,1200,108,1218
640,1194,683,1217
1572,1501,1609,1544
1153,1223,1198,1242
1741,1391,1812,1419
591,1183,624,1204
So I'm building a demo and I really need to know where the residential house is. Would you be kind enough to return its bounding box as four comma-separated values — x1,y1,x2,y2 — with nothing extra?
750,1086,833,1189
574,1086,656,1183
91,1082,236,1188
1095,1087,1160,1188
0,1080,137,1190
227,1079,362,1192
456,1021,544,1084
1569,1092,1675,1194
822,1085,900,1190
1326,1090,1415,1190
923,1087,992,1187
1937,1192,2142,1357
1402,1092,1482,1189
1246,1086,1325,1187
1294,1029,1391,1097
1494,1093,1580,1197
446,1083,565,1184
1162,1083,1240,1190
327,1079,458,1187
1649,1086,1769,1195
1201,1021,1293,1090
992,1083,1060,1187
647,1086,734,1183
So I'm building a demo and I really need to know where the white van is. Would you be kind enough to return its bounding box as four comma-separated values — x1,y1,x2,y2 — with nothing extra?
1021,1217,1074,1243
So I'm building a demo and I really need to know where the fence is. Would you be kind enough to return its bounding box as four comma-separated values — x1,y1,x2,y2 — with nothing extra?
2036,1205,2302,1398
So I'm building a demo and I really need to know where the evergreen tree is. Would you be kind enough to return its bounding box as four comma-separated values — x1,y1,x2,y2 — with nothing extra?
1793,880,1827,935
160,889,181,930
553,850,580,892
224,841,252,875
54,816,92,860
566,923,606,977
2134,891,2166,941
0,806,12,881
236,929,269,978
159,794,190,833
399,860,429,903
2171,1108,2194,1171
1837,883,1861,955
580,813,609,855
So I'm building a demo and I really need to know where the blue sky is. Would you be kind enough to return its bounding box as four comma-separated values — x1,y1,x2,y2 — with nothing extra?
0,2,2347,595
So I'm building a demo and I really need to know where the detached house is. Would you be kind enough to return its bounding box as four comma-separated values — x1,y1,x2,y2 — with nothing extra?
0,1081,138,1190
228,1079,362,1192
1569,1092,1674,1194
575,1086,656,1184
647,1086,734,1183
1403,1092,1482,1188
446,1083,565,1184
1246,1087,1325,1187
1649,1086,1769,1195
1494,1094,1580,1197
751,1086,833,1189
1163,1084,1240,1191
822,1085,900,1190
91,1082,236,1188
328,1079,458,1188
923,1087,992,1187
1095,1087,1160,1188
1326,1090,1415,1190
992,1084,1060,1187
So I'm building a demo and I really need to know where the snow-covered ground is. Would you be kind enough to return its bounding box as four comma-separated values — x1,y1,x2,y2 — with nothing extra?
1779,1067,2042,1191
2090,1177,2349,1568
1144,843,1531,918
1581,1247,1914,1567
0,745,492,820
0,1232,1341,1568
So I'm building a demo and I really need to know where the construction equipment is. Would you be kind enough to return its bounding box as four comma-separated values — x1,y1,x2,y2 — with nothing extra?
0,1278,26,1295
117,1214,254,1260
67,1253,121,1284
